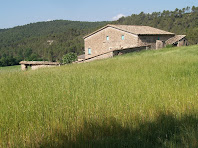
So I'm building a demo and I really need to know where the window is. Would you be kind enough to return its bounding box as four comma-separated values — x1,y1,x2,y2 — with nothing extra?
122,35,125,40
88,48,91,55
106,36,109,41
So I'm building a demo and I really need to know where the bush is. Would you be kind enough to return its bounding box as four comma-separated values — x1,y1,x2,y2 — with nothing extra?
62,52,77,64
166,44,174,48
0,56,18,67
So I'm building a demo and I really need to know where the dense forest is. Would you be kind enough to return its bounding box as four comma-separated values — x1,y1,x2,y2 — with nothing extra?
0,6,198,66
0,21,108,66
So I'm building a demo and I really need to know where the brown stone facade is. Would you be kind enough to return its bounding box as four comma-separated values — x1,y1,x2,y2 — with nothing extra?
83,25,187,62
84,27,139,59
177,38,188,47
138,35,174,49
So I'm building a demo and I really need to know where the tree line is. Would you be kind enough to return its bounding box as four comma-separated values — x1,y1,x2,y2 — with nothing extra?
114,6,198,44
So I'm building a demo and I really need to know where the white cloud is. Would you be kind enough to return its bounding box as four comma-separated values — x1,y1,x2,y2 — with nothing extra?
47,19,53,22
112,14,125,21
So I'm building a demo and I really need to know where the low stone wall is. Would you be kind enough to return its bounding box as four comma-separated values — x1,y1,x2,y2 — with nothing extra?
77,46,148,63
78,52,113,63
113,46,147,56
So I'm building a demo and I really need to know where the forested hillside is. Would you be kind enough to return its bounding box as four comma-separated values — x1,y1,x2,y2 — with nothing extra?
0,21,108,66
0,6,198,67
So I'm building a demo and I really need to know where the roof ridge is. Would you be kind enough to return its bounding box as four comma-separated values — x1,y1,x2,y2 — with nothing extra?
84,24,174,39
109,24,174,35
109,24,148,27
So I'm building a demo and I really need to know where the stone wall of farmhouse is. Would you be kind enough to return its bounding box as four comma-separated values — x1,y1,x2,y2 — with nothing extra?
156,40,165,50
138,35,174,49
178,38,187,47
84,27,139,59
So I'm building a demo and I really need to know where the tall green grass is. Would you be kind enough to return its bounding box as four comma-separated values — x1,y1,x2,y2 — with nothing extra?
0,46,198,147
0,65,20,73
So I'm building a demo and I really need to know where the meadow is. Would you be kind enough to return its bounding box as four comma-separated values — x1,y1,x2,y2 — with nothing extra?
0,46,198,147
0,65,21,73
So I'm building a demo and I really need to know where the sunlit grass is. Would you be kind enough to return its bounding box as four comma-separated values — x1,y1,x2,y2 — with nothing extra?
0,65,20,73
0,46,198,147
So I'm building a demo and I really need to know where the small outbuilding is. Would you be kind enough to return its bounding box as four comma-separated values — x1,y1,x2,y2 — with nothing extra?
19,61,60,70
166,35,188,47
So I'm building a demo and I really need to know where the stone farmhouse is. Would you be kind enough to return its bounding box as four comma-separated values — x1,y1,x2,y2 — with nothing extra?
78,24,187,62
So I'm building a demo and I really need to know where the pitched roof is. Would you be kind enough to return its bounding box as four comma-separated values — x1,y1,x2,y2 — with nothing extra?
166,35,186,44
19,61,60,65
84,24,174,39
110,25,174,35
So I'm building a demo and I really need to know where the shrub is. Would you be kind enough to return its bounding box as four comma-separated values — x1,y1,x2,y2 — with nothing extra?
166,44,174,48
62,52,77,64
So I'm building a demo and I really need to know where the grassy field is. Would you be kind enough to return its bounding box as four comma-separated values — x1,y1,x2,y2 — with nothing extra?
0,46,198,147
0,65,21,73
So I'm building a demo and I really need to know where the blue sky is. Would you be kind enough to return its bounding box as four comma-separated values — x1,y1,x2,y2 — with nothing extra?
0,0,197,29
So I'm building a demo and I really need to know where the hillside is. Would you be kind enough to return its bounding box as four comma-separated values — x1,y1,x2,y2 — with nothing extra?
0,45,198,147
0,20,108,66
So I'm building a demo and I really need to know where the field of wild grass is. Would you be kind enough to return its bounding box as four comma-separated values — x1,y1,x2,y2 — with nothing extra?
0,46,198,147
0,65,20,73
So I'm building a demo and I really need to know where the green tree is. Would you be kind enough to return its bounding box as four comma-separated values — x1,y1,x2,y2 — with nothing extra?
62,52,77,64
